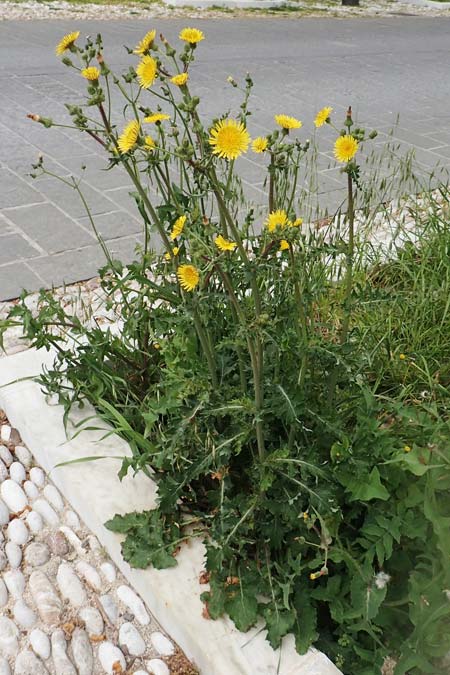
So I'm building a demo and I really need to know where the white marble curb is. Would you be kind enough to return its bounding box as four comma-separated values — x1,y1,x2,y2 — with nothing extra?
0,347,341,675
164,0,296,8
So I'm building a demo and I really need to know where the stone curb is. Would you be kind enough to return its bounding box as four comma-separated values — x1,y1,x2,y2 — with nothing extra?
0,347,342,675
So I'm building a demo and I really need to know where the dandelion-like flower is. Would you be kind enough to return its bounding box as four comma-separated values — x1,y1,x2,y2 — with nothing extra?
136,55,158,89
265,209,289,233
334,135,358,163
56,31,80,56
81,67,100,81
179,28,205,44
144,135,155,151
133,29,156,55
291,217,303,227
170,215,186,240
171,73,189,86
118,120,140,154
164,247,180,260
209,119,250,161
177,264,200,292
252,137,268,154
274,114,302,130
314,107,333,128
144,113,171,124
279,239,290,251
215,235,237,252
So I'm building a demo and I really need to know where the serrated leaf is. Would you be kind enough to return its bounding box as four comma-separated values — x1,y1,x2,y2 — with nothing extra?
263,607,296,649
225,588,258,632
346,467,390,502
293,586,318,654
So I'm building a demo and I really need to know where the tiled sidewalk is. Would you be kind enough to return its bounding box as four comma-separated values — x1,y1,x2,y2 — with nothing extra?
1,17,450,300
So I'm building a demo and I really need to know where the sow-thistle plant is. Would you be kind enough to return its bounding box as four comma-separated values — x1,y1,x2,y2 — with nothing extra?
7,27,450,675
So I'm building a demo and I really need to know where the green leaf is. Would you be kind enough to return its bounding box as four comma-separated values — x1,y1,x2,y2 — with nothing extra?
346,467,390,502
225,588,258,632
293,586,318,654
263,607,296,649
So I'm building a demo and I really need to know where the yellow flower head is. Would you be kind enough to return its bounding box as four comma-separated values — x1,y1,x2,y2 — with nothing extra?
399,353,406,360
56,31,80,56
179,27,205,44
215,235,237,252
291,217,303,227
133,29,156,55
144,135,156,151
136,55,158,89
144,113,171,125
334,135,358,163
164,246,180,260
265,209,289,233
177,264,200,292
252,137,268,154
279,239,290,251
171,73,189,86
118,120,140,154
275,114,302,131
81,67,100,81
314,106,333,128
403,445,412,453
170,215,186,240
209,119,250,161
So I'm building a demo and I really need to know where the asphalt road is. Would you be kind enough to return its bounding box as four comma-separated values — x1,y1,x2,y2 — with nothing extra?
1,17,450,300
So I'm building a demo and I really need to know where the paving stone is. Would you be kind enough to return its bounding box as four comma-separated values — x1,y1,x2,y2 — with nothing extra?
27,245,107,289
0,234,40,266
77,210,142,241
0,168,45,209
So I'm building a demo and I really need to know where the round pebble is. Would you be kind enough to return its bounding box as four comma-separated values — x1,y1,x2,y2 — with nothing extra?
0,616,19,657
64,510,80,530
146,660,170,675
4,569,25,598
79,607,104,636
15,649,49,675
58,526,83,554
51,629,77,675
9,461,26,484
33,499,59,526
99,594,118,624
98,642,126,674
150,632,175,657
0,656,11,675
0,499,9,526
46,530,70,556
117,585,150,626
14,599,38,629
0,579,8,607
43,485,64,512
100,562,116,584
5,542,22,568
29,571,62,625
119,622,146,656
7,518,29,545
0,479,28,513
30,467,45,487
30,629,51,661
24,480,40,500
134,671,149,675
71,628,93,675
26,510,44,533
0,425,11,442
0,460,8,483
25,542,50,567
14,446,32,468
56,563,87,607
0,446,13,467
76,561,102,591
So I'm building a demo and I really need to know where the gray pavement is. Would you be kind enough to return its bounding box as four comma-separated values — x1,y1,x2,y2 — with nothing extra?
1,17,450,300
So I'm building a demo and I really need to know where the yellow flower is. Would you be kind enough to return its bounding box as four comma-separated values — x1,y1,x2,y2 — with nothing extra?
314,106,333,128
118,120,140,154
164,246,180,260
81,67,100,81
171,73,189,86
274,114,302,130
291,217,303,227
215,235,237,252
170,215,186,240
144,113,171,124
133,29,156,55
177,264,200,292
136,55,158,89
265,209,289,233
252,137,268,154
209,119,250,161
399,353,406,360
310,572,320,581
279,239,290,251
403,445,412,453
179,27,205,44
334,135,359,163
56,31,80,56
144,135,155,151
